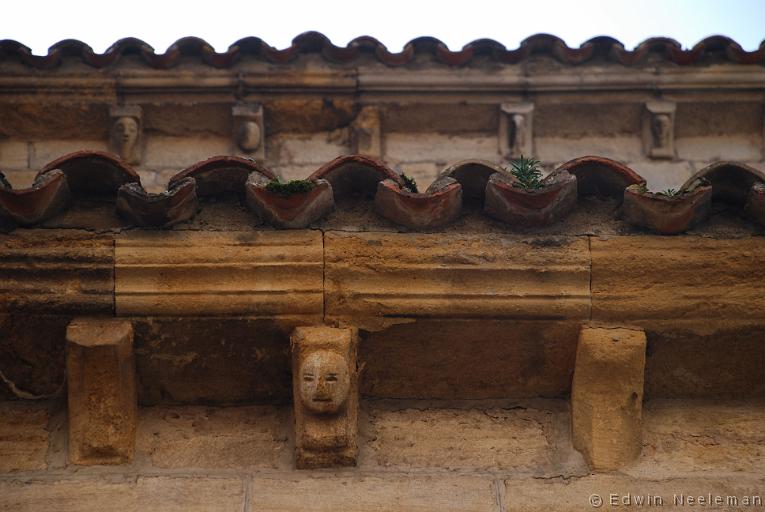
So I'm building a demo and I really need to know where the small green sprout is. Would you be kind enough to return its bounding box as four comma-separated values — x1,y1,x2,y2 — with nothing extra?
401,174,418,193
510,155,543,190
658,188,679,197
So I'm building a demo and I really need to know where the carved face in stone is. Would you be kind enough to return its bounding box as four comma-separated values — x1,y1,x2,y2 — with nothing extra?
112,117,139,159
651,114,671,148
237,120,261,152
510,113,526,153
299,351,350,415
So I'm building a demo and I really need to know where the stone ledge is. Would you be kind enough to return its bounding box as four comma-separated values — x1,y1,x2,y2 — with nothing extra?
115,231,324,317
0,476,245,512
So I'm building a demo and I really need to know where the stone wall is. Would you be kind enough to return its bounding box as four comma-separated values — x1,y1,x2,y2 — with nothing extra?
1,56,764,193
1,399,763,511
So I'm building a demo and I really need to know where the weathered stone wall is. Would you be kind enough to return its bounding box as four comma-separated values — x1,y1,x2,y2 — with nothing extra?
1,57,763,193
1,399,763,511
3,229,765,403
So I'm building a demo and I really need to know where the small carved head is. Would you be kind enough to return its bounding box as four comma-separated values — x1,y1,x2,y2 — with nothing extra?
237,120,261,152
299,350,350,415
112,116,139,159
651,114,672,148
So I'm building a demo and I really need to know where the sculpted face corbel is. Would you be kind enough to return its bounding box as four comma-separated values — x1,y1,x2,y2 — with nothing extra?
109,106,143,165
299,350,351,416
291,326,358,469
232,104,265,159
499,103,534,160
644,101,676,159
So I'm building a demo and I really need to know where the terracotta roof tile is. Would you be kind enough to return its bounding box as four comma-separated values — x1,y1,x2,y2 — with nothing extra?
1,32,763,69
4,149,765,233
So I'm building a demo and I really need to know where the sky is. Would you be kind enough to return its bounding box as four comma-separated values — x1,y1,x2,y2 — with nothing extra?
3,0,764,54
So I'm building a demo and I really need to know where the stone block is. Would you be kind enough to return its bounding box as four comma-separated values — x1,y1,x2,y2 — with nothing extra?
270,163,317,181
360,319,581,399
115,231,323,317
0,314,69,399
0,102,111,140
137,405,290,469
135,168,158,190
0,402,49,472
0,476,244,512
0,229,114,314
504,475,765,511
291,326,358,469
381,103,498,133
30,139,108,168
571,326,646,471
363,402,554,472
66,318,137,465
625,161,694,191
143,135,231,169
675,101,763,137
132,317,295,405
634,399,765,477
676,135,762,162
325,232,590,324
0,169,37,189
535,102,642,138
268,132,348,165
645,323,765,399
0,140,29,169
384,132,499,163
590,236,765,326
535,136,643,163
248,475,499,512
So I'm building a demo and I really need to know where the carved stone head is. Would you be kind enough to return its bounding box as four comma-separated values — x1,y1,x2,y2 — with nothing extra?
299,350,350,415
112,116,140,162
651,113,671,149
237,120,262,152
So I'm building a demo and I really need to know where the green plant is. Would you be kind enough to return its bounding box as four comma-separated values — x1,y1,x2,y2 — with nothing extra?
265,179,315,196
401,174,418,193
510,155,543,190
658,188,680,197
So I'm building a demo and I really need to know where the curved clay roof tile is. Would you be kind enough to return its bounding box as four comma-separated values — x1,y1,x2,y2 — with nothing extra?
37,150,140,197
168,155,276,197
2,33,764,69
557,156,645,199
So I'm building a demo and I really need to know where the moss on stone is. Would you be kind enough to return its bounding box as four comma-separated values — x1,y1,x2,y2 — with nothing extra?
265,179,315,196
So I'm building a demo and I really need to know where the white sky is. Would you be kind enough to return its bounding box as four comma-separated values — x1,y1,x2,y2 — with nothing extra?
4,0,764,54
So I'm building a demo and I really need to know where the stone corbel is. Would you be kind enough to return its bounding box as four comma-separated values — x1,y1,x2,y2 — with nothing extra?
291,326,358,469
643,101,676,159
66,318,137,465
571,326,646,471
233,104,265,160
109,105,143,165
350,106,382,158
499,102,534,159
